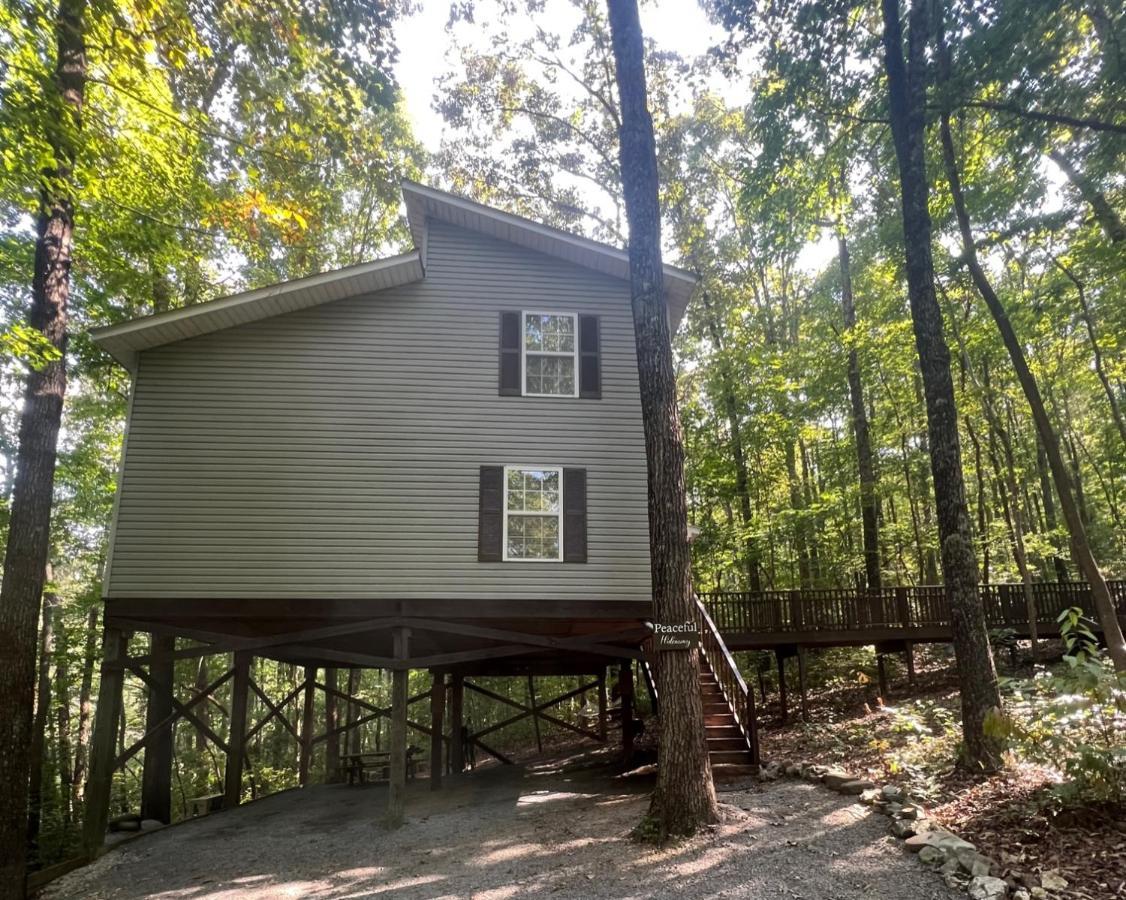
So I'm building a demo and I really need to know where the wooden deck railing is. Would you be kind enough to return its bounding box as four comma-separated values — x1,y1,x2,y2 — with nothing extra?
693,595,759,764
698,581,1126,638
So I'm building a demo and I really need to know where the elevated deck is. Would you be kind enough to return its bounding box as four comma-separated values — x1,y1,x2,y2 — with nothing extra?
701,581,1126,650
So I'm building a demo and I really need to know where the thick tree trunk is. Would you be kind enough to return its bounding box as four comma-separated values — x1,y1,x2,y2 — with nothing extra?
607,0,717,837
880,0,1003,769
938,107,1126,671
838,228,881,590
0,0,85,888
27,593,57,863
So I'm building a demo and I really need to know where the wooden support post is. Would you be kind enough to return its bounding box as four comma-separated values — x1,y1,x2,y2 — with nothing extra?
905,643,916,688
776,650,789,724
387,628,410,826
83,626,127,855
527,675,543,754
224,651,251,808
449,673,464,774
346,668,361,755
140,633,174,824
429,670,445,790
619,661,635,763
876,654,889,701
597,669,608,742
324,668,339,783
797,646,810,723
299,666,317,785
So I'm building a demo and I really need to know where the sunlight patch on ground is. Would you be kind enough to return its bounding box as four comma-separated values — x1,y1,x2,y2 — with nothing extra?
516,789,595,805
467,842,542,866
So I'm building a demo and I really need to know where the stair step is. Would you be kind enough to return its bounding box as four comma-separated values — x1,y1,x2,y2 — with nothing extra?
705,724,743,737
709,749,755,765
706,737,748,751
711,763,759,781
704,713,737,726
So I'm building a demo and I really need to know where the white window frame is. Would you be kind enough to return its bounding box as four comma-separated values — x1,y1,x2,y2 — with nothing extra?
521,311,579,398
502,464,564,562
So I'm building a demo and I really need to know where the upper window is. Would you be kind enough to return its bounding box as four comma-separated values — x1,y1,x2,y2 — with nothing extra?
522,312,577,397
503,466,563,561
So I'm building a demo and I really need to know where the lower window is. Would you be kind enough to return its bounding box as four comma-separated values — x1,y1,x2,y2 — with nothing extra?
503,466,563,561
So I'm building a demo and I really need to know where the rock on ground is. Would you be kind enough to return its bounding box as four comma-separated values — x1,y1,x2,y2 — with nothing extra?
44,758,963,899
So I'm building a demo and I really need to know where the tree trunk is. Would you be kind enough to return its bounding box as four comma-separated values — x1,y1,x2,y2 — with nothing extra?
699,288,762,591
1036,440,1069,581
607,0,717,837
27,592,57,864
880,0,1003,769
1051,257,1126,448
0,0,85,887
71,604,98,809
937,100,1126,671
1049,149,1126,243
55,610,72,825
837,227,881,590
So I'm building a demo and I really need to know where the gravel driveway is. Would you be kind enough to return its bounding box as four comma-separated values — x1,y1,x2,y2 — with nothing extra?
44,755,960,899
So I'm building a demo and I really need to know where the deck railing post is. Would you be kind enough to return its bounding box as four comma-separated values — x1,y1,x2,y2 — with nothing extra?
896,587,910,630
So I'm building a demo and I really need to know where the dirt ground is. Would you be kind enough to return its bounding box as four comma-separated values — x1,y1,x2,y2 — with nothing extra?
43,750,960,900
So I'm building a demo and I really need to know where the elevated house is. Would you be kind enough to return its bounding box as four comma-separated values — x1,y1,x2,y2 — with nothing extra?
81,183,758,848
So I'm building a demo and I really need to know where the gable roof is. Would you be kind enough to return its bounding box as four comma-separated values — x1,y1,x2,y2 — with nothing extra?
91,183,698,371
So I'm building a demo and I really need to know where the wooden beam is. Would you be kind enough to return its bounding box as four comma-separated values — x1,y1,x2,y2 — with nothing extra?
465,680,600,743
470,736,513,766
619,662,635,763
797,646,810,723
224,651,251,808
776,650,789,724
449,674,464,773
527,676,542,754
387,627,410,826
140,634,174,824
397,618,648,659
429,671,445,790
127,664,232,754
83,626,127,855
597,670,608,742
245,680,303,745
324,668,339,783
299,668,316,785
905,642,916,686
107,616,406,666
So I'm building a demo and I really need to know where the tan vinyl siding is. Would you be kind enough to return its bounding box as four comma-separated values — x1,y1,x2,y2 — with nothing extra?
106,221,652,602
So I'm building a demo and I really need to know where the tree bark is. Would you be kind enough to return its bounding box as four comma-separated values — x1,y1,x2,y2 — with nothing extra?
0,0,85,888
880,0,1003,769
54,609,73,825
71,604,98,809
937,101,1126,671
27,593,57,863
1035,439,1069,581
837,226,881,590
607,0,718,837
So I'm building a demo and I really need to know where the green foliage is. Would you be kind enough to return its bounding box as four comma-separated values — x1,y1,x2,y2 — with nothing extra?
990,609,1126,804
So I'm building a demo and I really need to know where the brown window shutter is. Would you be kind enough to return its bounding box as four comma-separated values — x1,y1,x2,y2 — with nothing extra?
499,312,522,396
563,468,588,563
578,315,601,399
478,466,505,561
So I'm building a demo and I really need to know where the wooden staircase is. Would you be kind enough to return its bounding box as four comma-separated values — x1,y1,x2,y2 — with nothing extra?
693,596,760,777
699,657,756,770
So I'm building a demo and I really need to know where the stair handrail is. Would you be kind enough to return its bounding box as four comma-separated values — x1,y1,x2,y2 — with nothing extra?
693,594,759,764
